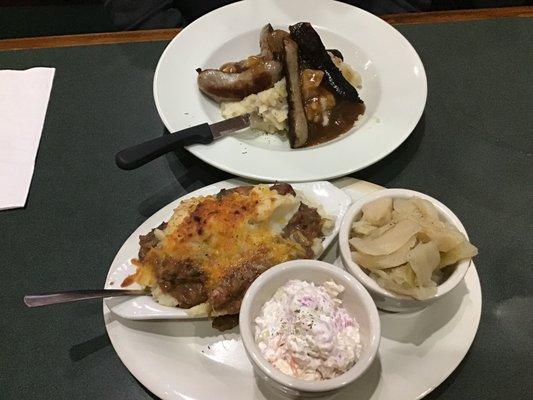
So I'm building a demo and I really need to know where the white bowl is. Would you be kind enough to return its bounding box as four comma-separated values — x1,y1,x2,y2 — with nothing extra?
239,260,380,399
339,188,472,312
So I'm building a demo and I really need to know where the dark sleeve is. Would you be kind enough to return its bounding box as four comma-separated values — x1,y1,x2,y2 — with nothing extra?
340,0,432,14
104,0,183,30
176,0,239,23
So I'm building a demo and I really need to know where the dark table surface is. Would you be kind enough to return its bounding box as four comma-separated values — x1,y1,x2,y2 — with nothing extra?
1,17,531,400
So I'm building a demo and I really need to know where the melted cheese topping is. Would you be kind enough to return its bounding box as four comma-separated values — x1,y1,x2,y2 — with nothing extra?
131,185,308,293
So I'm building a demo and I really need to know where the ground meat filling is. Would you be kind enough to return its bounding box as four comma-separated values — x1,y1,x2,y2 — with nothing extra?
138,222,167,260
212,314,240,331
269,182,296,196
156,257,208,308
282,203,324,258
216,186,253,199
209,262,269,314
217,183,294,198
209,262,269,330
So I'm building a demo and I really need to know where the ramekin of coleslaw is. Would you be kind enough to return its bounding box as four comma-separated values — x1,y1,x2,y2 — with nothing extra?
240,260,380,398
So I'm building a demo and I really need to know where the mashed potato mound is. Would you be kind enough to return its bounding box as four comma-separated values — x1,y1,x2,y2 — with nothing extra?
331,55,362,90
221,79,288,133
220,60,362,134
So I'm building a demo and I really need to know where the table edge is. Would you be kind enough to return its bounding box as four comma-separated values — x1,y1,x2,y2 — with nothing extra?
0,6,531,51
381,5,532,25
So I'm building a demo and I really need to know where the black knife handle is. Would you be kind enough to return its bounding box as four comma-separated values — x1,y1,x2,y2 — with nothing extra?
115,123,213,170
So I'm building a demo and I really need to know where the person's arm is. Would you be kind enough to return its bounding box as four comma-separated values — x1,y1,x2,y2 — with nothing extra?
104,0,183,30
342,0,432,14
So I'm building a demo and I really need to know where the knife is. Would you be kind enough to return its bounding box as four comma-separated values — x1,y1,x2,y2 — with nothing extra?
115,114,250,170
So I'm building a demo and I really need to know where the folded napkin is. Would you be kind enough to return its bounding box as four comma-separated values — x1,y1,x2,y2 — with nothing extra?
0,67,55,210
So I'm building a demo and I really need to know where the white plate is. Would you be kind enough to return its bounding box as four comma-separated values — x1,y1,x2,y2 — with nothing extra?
104,179,351,320
153,0,427,182
104,179,481,400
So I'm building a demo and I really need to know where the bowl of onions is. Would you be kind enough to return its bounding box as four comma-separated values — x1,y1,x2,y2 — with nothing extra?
339,189,478,312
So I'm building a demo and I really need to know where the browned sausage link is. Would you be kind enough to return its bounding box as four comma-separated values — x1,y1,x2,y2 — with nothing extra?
219,55,263,74
261,24,290,61
282,37,308,148
218,24,275,73
267,29,290,60
259,23,274,59
197,60,283,103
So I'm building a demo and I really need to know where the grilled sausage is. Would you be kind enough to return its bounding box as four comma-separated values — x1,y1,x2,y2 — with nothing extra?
197,23,286,102
197,60,283,102
218,23,276,73
282,37,309,148
267,29,290,60
259,23,274,59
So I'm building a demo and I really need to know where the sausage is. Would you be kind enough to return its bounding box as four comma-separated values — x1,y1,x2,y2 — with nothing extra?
219,55,263,74
197,60,283,102
218,24,275,73
217,24,276,74
218,24,290,74
282,37,309,148
259,23,274,59
266,29,290,60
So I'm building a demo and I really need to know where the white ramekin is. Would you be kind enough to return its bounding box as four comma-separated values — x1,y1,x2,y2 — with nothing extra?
239,260,380,398
339,188,472,312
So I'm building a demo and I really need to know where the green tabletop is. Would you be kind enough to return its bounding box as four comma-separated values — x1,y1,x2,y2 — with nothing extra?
1,17,531,400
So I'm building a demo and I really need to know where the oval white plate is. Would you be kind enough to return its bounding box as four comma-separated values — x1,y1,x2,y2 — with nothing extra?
104,179,351,319
104,180,481,399
153,0,427,182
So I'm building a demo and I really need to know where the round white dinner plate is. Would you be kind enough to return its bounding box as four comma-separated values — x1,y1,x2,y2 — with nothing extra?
153,0,427,182
104,179,351,320
104,180,481,400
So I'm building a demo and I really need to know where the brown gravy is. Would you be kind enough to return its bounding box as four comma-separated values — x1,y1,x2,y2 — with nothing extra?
305,99,365,147
121,274,136,288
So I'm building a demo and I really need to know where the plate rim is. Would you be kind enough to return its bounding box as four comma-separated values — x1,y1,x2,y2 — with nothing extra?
416,264,482,399
152,0,427,182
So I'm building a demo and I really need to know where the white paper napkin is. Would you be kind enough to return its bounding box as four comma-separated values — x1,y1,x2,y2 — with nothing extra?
0,67,55,210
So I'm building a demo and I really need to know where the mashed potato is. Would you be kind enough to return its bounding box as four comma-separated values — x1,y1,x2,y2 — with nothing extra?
221,79,288,133
331,55,362,90
220,59,362,134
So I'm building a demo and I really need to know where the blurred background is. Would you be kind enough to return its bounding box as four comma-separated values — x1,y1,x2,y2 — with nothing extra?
0,0,530,40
